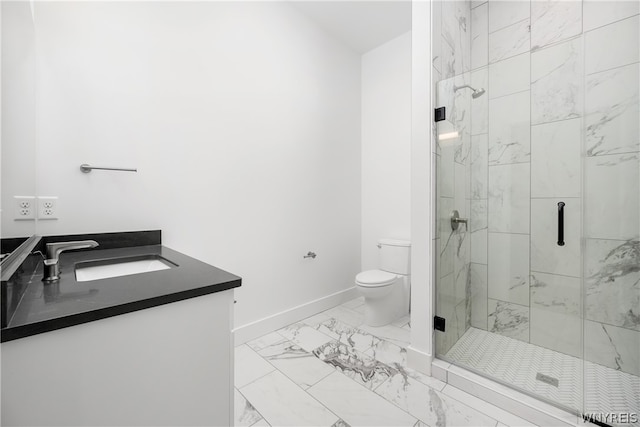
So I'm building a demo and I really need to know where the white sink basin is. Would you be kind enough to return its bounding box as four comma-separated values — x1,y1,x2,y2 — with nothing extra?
75,256,174,282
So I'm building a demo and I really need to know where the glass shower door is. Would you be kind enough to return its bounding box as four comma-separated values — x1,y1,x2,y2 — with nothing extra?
434,69,588,416
433,1,640,423
434,73,473,359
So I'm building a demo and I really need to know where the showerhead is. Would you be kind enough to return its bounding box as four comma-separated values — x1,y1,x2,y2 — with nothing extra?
471,88,486,98
453,84,486,99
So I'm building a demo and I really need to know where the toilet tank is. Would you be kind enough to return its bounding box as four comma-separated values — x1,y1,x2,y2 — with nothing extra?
378,238,411,275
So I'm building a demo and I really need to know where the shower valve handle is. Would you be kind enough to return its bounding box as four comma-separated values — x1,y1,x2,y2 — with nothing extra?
450,210,468,231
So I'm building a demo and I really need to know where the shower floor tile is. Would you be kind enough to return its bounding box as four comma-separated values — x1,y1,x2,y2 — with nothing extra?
445,327,640,427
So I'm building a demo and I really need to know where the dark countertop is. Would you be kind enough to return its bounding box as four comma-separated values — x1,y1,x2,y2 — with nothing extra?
1,231,241,342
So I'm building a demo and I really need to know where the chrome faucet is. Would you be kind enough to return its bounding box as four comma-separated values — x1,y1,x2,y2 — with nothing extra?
43,240,99,282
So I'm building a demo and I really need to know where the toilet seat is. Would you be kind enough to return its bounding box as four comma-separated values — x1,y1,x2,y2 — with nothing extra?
355,270,397,287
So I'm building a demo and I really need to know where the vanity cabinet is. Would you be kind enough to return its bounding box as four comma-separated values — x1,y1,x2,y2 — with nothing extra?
2,289,234,426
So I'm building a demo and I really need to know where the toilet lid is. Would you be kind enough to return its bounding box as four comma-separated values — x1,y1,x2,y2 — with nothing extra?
356,270,397,287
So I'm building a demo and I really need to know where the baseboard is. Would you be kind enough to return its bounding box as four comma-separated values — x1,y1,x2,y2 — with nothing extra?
406,345,432,376
233,287,359,345
443,362,583,426
430,358,449,383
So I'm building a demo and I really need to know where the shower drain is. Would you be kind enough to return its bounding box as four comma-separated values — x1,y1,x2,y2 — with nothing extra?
536,372,560,387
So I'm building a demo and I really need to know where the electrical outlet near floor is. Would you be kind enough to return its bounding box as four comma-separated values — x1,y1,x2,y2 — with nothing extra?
37,196,58,220
14,196,36,220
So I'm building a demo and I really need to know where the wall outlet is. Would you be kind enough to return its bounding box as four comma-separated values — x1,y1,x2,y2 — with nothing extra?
14,196,36,220
38,196,58,220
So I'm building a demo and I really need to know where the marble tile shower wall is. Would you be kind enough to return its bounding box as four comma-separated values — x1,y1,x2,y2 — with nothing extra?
434,0,639,376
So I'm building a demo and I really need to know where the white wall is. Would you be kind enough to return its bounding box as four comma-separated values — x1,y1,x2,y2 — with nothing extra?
1,2,37,238
408,0,434,375
361,32,412,270
18,2,361,330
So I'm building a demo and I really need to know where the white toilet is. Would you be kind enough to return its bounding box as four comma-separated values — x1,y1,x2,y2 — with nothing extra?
355,238,411,326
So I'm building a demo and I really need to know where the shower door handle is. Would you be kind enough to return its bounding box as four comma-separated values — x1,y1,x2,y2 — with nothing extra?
557,202,565,246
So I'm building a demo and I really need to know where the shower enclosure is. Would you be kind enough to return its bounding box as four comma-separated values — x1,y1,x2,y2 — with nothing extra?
433,0,639,424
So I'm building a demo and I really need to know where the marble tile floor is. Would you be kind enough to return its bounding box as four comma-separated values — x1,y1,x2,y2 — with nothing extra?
234,297,537,427
446,328,640,427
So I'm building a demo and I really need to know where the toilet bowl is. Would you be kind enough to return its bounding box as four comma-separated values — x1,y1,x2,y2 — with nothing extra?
355,239,410,327
356,270,409,326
